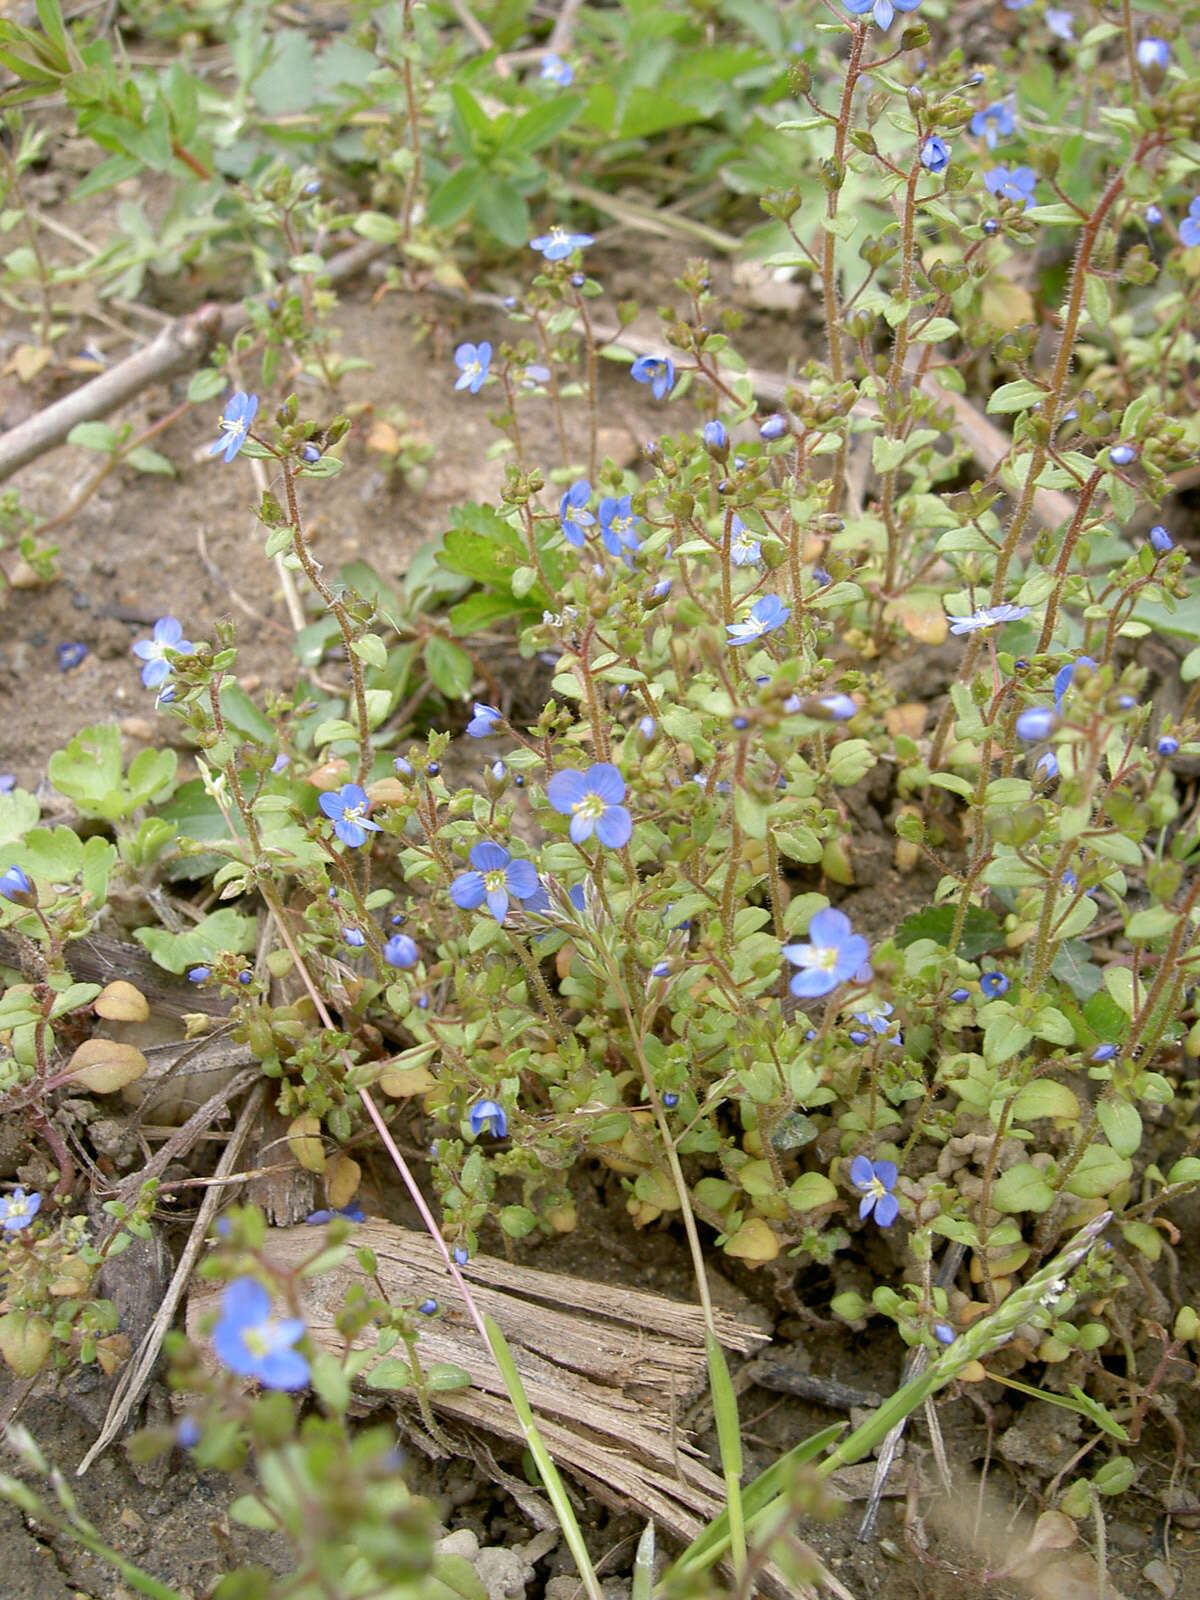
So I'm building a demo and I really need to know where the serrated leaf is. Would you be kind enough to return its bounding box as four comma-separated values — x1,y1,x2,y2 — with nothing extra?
894,905,1003,960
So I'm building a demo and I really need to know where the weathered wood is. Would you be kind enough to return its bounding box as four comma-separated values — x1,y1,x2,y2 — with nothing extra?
189,1219,769,1546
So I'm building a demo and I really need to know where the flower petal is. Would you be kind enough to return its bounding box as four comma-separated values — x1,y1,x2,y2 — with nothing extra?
849,1155,875,1188
450,871,486,910
594,805,632,848
470,841,509,872
505,859,540,899
547,770,589,813
584,763,625,804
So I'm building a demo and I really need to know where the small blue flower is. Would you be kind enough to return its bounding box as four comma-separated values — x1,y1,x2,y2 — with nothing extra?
651,960,671,978
418,1297,438,1315
516,364,551,389
1110,443,1138,466
934,1322,956,1345
0,865,32,902
1090,1043,1118,1062
970,100,1016,149
1136,38,1169,73
540,52,573,86
1053,654,1095,712
849,1156,899,1227
547,762,632,848
759,414,787,440
304,1204,365,1224
979,971,1010,998
394,757,414,778
0,1187,41,1232
1015,707,1057,742
848,1029,870,1045
176,1417,201,1449
920,136,950,174
187,966,211,983
1034,751,1059,781
466,702,503,737
319,784,382,849
559,479,594,546
1045,8,1073,39
842,0,921,29
947,603,1031,635
451,842,541,922
782,908,869,998
343,927,365,948
452,1245,469,1266
469,1099,507,1139
211,1278,308,1391
1177,199,1200,248
704,419,728,454
1149,525,1173,554
1146,204,1163,226
630,355,675,401
985,165,1037,210
948,987,970,1003
598,495,641,556
851,1000,900,1040
209,392,258,463
530,226,594,261
814,694,857,721
301,443,321,463
57,641,87,672
726,593,791,646
729,515,762,567
0,775,14,793
663,1091,679,1109
132,617,193,689
384,933,419,968
454,342,491,394
1157,736,1180,757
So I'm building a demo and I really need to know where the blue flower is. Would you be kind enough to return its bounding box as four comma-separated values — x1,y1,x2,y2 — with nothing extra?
1157,736,1180,757
0,776,14,793
547,762,632,848
970,101,1016,149
540,52,573,86
598,495,641,556
1109,443,1137,466
454,342,491,394
1053,654,1095,712
630,355,675,400
0,1187,41,1232
560,479,594,546
813,694,857,721
759,414,787,440
948,987,970,1003
131,617,193,689
726,594,791,646
452,1245,469,1266
842,0,921,29
57,642,87,672
934,1322,956,1344
704,419,728,455
851,1000,899,1039
209,392,258,463
1090,1043,1118,1062
530,226,594,260
1179,197,1200,249
947,603,1031,634
1045,8,1073,39
418,1297,438,1315
920,136,950,174
850,1156,899,1227
211,1278,308,1391
663,1091,679,1109
1015,707,1057,741
384,933,419,968
1146,204,1163,226
304,1204,365,1224
1136,38,1169,73
979,971,1010,998
468,1099,507,1139
343,927,365,948
0,865,32,901
1034,751,1059,781
187,966,211,983
319,783,382,848
450,842,540,922
1149,525,1173,554
782,907,869,998
729,515,762,567
466,702,503,737
985,165,1037,210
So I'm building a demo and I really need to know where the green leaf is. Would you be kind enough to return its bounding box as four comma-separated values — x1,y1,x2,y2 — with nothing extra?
992,1163,1056,1213
504,93,582,153
124,446,175,475
1096,1100,1141,1159
788,1172,836,1210
425,1362,473,1391
987,378,1049,414
893,905,1002,960
1064,1143,1131,1198
134,908,257,975
424,636,473,699
1010,1081,1080,1122
364,1357,413,1391
426,164,487,229
66,421,118,453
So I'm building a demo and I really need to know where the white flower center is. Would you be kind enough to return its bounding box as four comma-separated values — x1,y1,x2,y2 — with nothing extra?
484,868,507,892
573,794,604,820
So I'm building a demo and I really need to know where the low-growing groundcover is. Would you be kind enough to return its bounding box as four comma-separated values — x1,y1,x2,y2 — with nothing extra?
2,0,1200,1596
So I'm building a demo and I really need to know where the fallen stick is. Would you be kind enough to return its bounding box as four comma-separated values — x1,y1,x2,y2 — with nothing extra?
0,239,386,483
189,1218,769,1546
